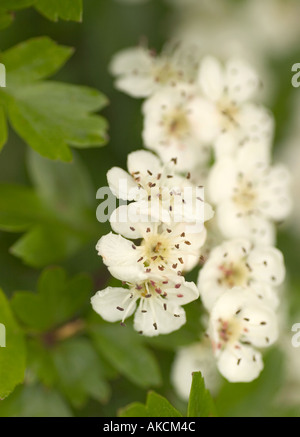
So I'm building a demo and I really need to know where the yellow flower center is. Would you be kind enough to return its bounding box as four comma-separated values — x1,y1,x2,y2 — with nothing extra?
218,261,249,288
163,108,190,140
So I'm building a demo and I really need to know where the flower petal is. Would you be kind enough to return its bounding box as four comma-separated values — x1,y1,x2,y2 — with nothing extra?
166,278,199,306
110,204,156,238
257,165,293,221
96,232,147,282
216,201,276,245
91,287,137,323
171,341,221,400
198,56,224,101
208,158,237,204
247,246,285,286
127,150,162,177
217,344,263,383
107,167,139,201
225,58,260,103
134,297,186,336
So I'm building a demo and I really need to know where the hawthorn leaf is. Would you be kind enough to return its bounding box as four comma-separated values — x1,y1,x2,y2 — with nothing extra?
0,288,26,400
119,391,182,418
0,37,108,160
11,267,92,331
35,0,83,22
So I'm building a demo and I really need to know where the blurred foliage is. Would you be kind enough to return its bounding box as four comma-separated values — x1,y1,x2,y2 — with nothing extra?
0,0,299,418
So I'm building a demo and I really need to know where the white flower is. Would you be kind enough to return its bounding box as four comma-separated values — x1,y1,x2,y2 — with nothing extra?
209,287,279,383
208,140,292,245
171,339,221,400
97,223,206,282
197,56,274,159
91,276,199,337
109,44,198,98
142,84,218,171
198,239,285,311
108,150,214,236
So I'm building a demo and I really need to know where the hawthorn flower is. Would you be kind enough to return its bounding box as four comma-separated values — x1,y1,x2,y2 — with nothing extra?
208,287,279,382
208,140,292,245
109,44,198,98
198,239,285,311
197,56,274,159
142,84,218,171
108,150,214,236
91,276,199,337
97,223,206,282
171,339,221,400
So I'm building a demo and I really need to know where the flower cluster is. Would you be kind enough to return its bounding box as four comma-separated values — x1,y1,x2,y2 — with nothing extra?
92,44,292,386
92,149,213,337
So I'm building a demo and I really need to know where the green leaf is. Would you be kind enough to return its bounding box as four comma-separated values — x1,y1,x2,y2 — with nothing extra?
0,37,108,160
35,0,83,22
119,402,148,417
51,337,110,408
215,348,285,417
119,391,182,418
11,267,92,331
187,372,216,417
0,288,26,399
89,324,162,389
0,184,48,232
28,336,111,408
0,1,35,12
27,149,94,214
146,391,183,417
1,37,73,86
10,223,90,267
0,12,13,30
0,151,99,267
0,384,73,417
27,339,57,387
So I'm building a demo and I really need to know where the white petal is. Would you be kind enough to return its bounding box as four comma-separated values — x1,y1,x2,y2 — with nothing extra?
240,300,279,348
197,56,224,101
110,47,153,76
198,239,252,311
96,232,136,262
127,150,162,176
247,246,285,286
91,287,136,322
187,96,220,143
107,167,139,201
109,47,155,97
214,132,239,159
247,282,279,309
171,341,221,400
257,165,293,221
236,136,271,170
225,58,260,103
166,278,199,306
216,201,276,245
209,287,273,327
182,227,207,271
110,204,158,238
217,344,263,383
146,138,206,172
115,76,156,98
96,232,147,282
208,158,237,204
237,103,274,147
133,298,186,336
